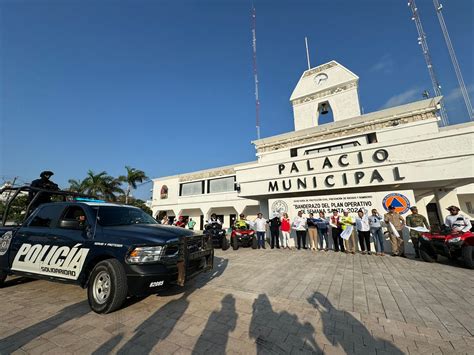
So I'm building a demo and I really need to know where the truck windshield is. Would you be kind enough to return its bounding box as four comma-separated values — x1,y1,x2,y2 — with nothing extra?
94,206,158,226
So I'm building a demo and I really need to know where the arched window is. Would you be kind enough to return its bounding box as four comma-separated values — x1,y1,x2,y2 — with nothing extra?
317,101,334,125
160,185,168,199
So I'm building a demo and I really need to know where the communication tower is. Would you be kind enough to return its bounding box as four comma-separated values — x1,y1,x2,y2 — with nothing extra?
408,0,449,126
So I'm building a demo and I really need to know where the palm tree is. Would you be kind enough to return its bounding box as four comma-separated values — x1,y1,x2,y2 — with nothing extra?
119,166,148,204
67,179,87,193
83,170,124,201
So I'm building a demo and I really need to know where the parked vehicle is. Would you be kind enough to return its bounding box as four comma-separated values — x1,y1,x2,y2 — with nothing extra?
204,222,229,250
0,186,214,314
230,225,258,250
419,227,474,269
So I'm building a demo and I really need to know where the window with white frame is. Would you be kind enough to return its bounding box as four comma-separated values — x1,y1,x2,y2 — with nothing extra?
208,176,236,194
180,181,204,196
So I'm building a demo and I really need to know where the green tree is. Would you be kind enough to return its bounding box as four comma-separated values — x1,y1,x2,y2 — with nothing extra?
67,178,87,193
83,170,124,201
0,194,29,225
119,166,148,204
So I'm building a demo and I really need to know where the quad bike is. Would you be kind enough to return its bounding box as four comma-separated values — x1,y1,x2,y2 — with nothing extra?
419,225,474,269
204,222,229,250
230,225,258,250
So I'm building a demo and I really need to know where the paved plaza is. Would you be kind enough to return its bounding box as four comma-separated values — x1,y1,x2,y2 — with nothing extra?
0,249,473,355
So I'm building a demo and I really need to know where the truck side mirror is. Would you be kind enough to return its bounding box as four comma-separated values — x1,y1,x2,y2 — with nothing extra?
58,219,84,230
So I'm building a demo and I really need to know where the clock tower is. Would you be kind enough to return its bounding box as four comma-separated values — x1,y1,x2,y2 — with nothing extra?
290,60,361,131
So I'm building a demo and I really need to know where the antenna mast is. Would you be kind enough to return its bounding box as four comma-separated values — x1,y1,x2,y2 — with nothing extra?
433,0,473,121
251,5,261,139
408,0,449,126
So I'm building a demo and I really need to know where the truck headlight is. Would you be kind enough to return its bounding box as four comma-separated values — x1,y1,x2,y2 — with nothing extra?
127,246,164,263
448,237,461,243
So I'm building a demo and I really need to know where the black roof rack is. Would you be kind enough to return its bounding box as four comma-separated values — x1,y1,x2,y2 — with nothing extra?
1,185,96,226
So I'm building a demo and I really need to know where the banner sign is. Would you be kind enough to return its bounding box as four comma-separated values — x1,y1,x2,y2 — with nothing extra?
268,190,415,220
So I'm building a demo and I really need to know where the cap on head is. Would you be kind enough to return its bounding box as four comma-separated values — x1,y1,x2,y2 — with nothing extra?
40,170,54,178
388,205,396,210
447,205,460,211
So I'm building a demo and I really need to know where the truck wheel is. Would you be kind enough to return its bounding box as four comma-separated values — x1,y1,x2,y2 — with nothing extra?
232,238,239,250
420,247,437,263
87,259,128,314
251,237,258,249
222,237,230,251
0,269,6,287
462,245,474,269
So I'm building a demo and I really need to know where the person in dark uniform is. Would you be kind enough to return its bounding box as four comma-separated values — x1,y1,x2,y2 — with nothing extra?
28,171,59,212
268,213,281,249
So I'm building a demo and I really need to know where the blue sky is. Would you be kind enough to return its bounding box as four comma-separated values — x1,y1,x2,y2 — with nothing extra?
1,0,472,200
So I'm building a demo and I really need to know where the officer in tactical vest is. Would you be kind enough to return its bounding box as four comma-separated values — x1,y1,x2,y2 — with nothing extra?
406,206,430,258
28,171,60,213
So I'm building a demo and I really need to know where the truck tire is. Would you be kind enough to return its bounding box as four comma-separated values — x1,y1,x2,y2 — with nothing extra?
232,238,239,250
222,237,229,251
462,245,474,269
87,259,128,314
251,237,258,249
0,269,6,287
420,246,437,263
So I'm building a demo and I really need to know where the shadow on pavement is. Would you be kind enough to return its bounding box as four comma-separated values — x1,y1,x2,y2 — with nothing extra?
0,301,90,353
308,292,403,354
112,256,228,354
192,294,237,354
1,276,36,288
250,294,322,354
91,333,124,355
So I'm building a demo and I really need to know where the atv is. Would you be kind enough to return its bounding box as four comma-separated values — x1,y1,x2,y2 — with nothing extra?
204,222,229,250
419,226,474,269
230,225,258,250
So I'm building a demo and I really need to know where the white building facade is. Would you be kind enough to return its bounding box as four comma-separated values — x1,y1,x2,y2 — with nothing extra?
151,61,474,239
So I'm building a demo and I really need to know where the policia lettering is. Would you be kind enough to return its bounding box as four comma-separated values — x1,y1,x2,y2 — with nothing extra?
270,149,405,192
12,243,90,280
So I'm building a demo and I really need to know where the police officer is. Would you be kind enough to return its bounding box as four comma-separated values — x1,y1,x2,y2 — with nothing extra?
234,213,248,229
28,171,60,212
206,213,222,226
406,206,430,258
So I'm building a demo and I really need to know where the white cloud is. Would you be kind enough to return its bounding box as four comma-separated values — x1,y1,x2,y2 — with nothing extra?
444,84,474,103
370,54,394,74
381,87,421,109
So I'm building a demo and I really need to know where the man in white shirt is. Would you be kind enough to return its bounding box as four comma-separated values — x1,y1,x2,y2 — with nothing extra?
293,210,308,250
254,213,267,249
356,209,371,255
445,206,472,233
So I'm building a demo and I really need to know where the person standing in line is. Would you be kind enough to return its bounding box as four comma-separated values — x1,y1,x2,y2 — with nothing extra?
268,213,281,249
254,213,267,249
307,213,318,251
280,213,291,249
384,205,406,257
293,210,307,250
161,214,169,225
340,209,356,254
356,209,371,255
406,206,430,258
315,211,330,251
368,209,385,256
330,210,344,252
